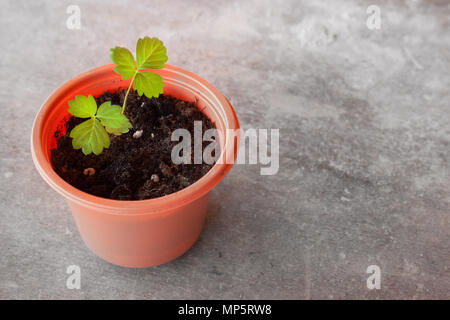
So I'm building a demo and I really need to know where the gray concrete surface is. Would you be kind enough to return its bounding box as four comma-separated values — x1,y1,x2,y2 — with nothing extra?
0,0,449,299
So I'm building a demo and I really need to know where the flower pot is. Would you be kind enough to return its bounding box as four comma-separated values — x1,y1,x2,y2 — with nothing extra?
31,64,239,268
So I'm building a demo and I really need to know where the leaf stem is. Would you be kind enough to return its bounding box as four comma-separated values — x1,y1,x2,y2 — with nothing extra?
122,72,138,114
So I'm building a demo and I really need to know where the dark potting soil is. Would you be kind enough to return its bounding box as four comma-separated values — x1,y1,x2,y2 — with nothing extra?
51,90,218,200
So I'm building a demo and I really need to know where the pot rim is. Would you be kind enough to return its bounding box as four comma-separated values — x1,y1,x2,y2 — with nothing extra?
31,64,240,215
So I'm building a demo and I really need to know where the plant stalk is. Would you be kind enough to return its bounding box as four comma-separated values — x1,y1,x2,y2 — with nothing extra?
122,72,137,114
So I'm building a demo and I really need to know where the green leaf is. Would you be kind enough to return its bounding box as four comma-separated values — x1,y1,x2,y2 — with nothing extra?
68,95,97,118
136,36,168,70
70,118,110,155
134,72,164,98
96,101,131,129
105,120,132,136
110,46,136,79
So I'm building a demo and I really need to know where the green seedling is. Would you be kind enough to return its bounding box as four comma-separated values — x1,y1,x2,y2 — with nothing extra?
68,95,132,155
67,36,168,155
110,36,168,113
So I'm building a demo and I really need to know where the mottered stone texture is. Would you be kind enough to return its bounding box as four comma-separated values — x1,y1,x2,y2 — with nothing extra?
0,0,449,299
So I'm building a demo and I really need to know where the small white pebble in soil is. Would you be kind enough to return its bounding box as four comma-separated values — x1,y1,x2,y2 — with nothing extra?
140,102,145,107
133,130,143,139
83,168,96,176
151,133,155,138
151,174,160,183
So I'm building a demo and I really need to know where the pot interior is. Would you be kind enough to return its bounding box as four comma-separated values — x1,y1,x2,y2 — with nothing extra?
42,65,231,165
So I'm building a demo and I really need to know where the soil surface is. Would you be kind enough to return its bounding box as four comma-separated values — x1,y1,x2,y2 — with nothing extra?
51,90,218,200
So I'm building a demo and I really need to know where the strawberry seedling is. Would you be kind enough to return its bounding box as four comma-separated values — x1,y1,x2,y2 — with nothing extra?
67,36,168,155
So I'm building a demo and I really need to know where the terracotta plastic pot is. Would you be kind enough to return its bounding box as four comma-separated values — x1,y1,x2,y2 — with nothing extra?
31,64,239,268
